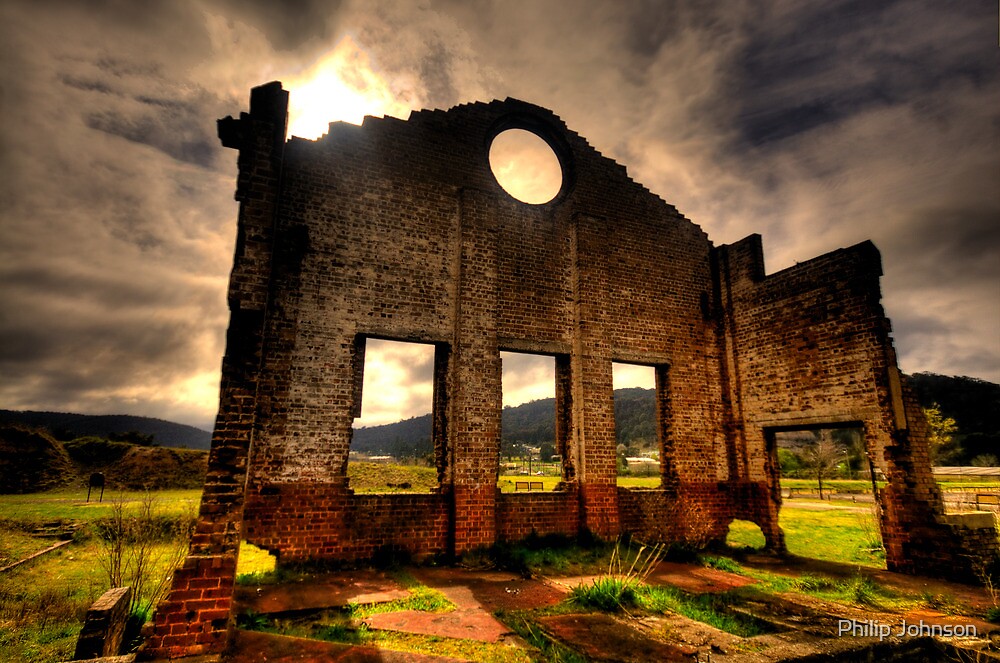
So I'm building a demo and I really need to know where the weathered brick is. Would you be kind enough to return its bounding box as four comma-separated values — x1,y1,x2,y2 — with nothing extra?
140,81,996,660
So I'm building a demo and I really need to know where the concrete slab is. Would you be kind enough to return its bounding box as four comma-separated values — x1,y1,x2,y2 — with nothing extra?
234,569,410,614
538,613,697,662
363,608,511,643
646,561,757,594
901,608,999,636
412,566,568,611
360,567,544,643
228,630,471,662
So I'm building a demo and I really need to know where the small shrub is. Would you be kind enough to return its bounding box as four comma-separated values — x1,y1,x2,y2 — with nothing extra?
458,545,495,571
570,577,638,612
508,615,589,663
236,610,273,630
633,586,770,637
792,574,836,592
701,555,741,573
94,492,195,624
63,437,132,465
836,575,881,606
316,622,365,643
398,586,453,613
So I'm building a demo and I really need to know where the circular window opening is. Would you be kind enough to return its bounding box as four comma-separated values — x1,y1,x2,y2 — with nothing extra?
488,128,563,205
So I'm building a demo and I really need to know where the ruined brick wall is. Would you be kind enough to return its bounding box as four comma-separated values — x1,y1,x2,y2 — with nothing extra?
714,234,996,578
878,378,998,582
497,490,581,542
232,88,729,560
142,82,995,659
243,487,449,563
140,83,287,660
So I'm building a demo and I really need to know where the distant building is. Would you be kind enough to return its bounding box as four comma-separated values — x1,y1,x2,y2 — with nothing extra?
625,457,659,473
932,466,1000,477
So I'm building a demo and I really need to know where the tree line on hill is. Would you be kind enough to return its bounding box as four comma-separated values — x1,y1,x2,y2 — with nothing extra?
0,372,993,493
351,374,999,467
0,410,212,449
350,386,660,463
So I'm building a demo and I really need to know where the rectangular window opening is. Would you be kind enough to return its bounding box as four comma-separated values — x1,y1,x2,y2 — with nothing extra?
613,363,661,487
498,351,564,491
349,337,442,493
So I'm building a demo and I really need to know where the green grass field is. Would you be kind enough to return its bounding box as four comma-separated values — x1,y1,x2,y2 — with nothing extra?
0,488,200,523
1,472,996,662
726,509,885,568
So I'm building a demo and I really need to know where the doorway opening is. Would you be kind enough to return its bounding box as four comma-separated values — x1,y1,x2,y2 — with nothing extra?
726,519,765,552
767,423,885,568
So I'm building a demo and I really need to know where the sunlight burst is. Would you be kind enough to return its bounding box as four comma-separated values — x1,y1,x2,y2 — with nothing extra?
284,36,419,139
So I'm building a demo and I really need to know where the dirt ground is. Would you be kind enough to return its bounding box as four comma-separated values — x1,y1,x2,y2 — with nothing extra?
228,555,1000,662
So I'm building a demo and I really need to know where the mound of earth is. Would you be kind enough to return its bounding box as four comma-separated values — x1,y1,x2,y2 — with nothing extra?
111,445,207,489
0,425,75,493
75,444,208,490
0,429,208,493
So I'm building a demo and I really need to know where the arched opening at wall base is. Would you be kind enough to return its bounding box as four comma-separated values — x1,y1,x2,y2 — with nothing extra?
725,519,766,553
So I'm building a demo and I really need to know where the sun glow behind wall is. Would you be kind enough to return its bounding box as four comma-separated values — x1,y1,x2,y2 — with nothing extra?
284,36,420,139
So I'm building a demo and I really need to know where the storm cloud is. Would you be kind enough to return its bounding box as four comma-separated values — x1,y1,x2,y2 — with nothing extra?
0,0,996,428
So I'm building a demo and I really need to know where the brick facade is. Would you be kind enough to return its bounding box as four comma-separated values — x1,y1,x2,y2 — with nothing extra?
140,82,997,658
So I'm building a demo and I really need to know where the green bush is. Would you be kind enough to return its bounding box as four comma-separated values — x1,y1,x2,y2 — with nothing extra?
701,555,741,573
570,577,638,612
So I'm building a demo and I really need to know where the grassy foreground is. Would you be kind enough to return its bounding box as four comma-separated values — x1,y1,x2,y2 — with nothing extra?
1,470,995,662
0,490,199,663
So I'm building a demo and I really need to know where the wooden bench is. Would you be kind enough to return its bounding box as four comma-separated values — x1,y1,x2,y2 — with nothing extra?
976,494,999,508
514,481,545,492
530,481,544,491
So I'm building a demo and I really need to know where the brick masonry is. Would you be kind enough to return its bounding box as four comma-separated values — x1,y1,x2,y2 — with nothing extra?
74,586,132,659
140,82,997,658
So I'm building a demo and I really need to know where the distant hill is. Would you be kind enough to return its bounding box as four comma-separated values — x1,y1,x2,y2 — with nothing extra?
0,426,76,493
0,410,212,450
351,387,659,459
2,372,991,463
908,373,1000,436
350,375,999,463
908,373,1000,465
351,414,434,459
0,424,207,493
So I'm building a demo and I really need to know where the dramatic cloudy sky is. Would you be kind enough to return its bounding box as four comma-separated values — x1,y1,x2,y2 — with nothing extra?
1,0,997,430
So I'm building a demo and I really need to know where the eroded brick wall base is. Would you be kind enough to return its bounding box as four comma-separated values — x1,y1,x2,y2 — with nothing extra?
139,555,235,659
497,489,580,542
617,482,778,549
244,484,449,562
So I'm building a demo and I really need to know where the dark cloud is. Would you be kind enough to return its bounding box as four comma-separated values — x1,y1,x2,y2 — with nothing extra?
418,43,458,108
891,207,1000,285
85,108,219,168
734,0,999,149
205,0,344,51
0,0,996,429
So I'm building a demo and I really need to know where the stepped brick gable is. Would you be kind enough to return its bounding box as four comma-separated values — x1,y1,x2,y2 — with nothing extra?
140,82,997,659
